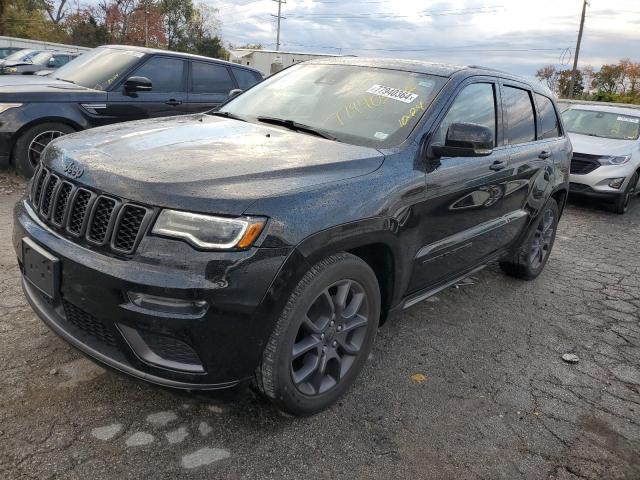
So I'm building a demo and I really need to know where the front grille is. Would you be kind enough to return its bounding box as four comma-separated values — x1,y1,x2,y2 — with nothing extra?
29,165,151,256
62,300,118,347
570,153,601,175
137,330,201,365
569,182,591,193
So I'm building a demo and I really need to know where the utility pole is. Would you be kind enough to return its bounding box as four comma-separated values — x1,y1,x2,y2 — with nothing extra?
144,5,149,47
270,0,286,51
568,0,588,99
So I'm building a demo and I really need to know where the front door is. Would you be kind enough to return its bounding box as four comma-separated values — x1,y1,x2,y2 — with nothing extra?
408,81,517,292
104,55,189,123
185,61,237,113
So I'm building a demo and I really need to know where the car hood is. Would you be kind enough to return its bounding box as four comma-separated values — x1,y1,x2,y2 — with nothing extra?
0,77,103,98
568,132,639,157
44,114,385,215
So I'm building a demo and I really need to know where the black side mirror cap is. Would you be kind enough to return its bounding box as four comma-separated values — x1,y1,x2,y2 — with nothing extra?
124,76,153,93
228,88,243,99
432,122,494,158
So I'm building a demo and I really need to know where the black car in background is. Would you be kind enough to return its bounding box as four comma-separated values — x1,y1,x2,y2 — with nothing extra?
0,45,263,176
1,51,80,75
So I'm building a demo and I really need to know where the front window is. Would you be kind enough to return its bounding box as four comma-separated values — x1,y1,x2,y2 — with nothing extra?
52,47,146,91
562,109,640,140
219,63,446,147
5,49,38,62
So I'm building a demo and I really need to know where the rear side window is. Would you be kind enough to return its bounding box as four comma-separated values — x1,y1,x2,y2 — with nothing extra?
502,86,536,144
134,56,185,92
434,82,496,146
535,94,561,139
232,68,261,90
191,62,234,94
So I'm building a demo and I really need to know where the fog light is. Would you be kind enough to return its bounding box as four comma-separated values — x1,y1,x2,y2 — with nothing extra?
127,292,208,316
608,177,626,189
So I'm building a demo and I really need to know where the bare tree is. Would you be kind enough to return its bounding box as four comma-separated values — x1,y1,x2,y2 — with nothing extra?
45,0,69,24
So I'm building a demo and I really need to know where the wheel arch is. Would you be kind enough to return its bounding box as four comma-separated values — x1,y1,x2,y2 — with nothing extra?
10,117,83,165
550,187,568,216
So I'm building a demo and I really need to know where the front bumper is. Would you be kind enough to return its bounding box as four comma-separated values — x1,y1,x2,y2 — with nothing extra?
569,163,637,198
14,198,291,389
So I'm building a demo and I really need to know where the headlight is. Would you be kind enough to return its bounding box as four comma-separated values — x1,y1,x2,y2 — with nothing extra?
599,155,631,165
152,210,266,250
0,102,22,114
3,67,17,73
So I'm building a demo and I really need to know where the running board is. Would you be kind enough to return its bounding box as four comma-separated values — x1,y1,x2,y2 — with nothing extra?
402,264,487,309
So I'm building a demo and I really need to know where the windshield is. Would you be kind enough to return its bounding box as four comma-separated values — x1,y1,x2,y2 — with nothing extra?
220,63,446,147
30,52,54,65
53,47,145,90
562,108,640,140
5,49,38,62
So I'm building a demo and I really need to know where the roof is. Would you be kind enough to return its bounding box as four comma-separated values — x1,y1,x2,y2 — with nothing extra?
230,48,345,57
100,45,261,73
304,57,549,94
564,102,640,116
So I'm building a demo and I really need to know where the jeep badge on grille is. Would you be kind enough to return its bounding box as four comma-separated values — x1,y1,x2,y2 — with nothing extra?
62,159,84,179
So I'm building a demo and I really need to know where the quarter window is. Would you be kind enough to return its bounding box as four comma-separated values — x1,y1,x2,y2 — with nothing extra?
503,86,536,144
134,57,185,93
535,93,561,139
232,68,261,90
191,62,234,94
434,83,496,146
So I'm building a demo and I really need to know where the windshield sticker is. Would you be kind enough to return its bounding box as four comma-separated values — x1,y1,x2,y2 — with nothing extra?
618,116,639,124
367,84,419,104
399,101,426,128
374,132,389,140
418,80,435,89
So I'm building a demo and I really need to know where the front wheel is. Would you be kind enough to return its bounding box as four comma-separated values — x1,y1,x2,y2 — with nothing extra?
255,253,380,416
500,198,559,280
14,122,76,177
613,172,638,215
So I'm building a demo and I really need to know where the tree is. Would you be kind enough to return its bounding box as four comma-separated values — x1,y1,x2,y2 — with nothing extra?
557,69,584,98
65,11,111,47
45,0,69,24
592,64,624,94
535,65,557,91
619,58,640,94
234,43,263,50
159,0,194,50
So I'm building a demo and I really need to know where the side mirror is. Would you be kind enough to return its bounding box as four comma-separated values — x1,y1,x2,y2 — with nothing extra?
432,123,494,158
228,88,243,99
48,58,56,66
124,76,152,94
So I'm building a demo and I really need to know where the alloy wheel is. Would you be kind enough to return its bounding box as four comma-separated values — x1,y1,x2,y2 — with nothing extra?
27,130,65,168
529,208,555,270
291,279,369,396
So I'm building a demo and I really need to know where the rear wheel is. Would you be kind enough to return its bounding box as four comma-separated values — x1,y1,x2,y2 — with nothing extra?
255,253,380,416
500,198,559,280
14,122,75,177
613,172,638,214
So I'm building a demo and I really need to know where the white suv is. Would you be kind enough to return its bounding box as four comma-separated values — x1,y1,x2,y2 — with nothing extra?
563,104,640,214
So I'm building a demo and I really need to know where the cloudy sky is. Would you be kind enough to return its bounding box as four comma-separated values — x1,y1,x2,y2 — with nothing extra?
210,0,640,78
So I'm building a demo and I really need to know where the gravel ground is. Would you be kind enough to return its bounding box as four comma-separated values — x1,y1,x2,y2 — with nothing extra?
1,172,639,480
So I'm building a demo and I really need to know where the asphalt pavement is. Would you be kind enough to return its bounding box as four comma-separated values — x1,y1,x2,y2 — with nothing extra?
1,172,638,480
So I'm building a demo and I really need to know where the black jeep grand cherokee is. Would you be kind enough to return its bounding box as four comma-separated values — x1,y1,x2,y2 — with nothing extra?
14,58,571,415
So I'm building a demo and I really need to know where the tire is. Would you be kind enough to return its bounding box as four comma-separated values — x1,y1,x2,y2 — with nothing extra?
14,122,76,177
500,197,559,280
255,252,380,416
613,173,638,215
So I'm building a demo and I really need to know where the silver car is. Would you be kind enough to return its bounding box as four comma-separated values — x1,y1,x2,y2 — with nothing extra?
563,104,640,214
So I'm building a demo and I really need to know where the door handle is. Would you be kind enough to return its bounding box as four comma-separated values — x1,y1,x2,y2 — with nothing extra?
538,150,552,160
489,160,506,171
165,99,182,106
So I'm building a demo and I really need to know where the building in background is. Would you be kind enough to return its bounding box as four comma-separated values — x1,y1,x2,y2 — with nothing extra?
0,36,90,54
229,48,348,76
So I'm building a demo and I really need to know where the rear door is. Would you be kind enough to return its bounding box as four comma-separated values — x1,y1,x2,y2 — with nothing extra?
185,61,236,113
104,55,189,122
410,79,514,291
500,83,555,217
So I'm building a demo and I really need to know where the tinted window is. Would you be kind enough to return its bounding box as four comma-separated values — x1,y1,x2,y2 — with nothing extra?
434,83,496,146
232,68,261,90
191,62,234,94
536,94,561,139
134,56,185,92
503,86,535,144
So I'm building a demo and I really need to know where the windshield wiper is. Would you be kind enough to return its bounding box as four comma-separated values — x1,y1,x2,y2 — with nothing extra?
210,111,246,122
55,77,76,84
256,116,337,141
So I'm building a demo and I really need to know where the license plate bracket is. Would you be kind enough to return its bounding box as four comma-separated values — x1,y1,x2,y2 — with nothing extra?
22,237,60,300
